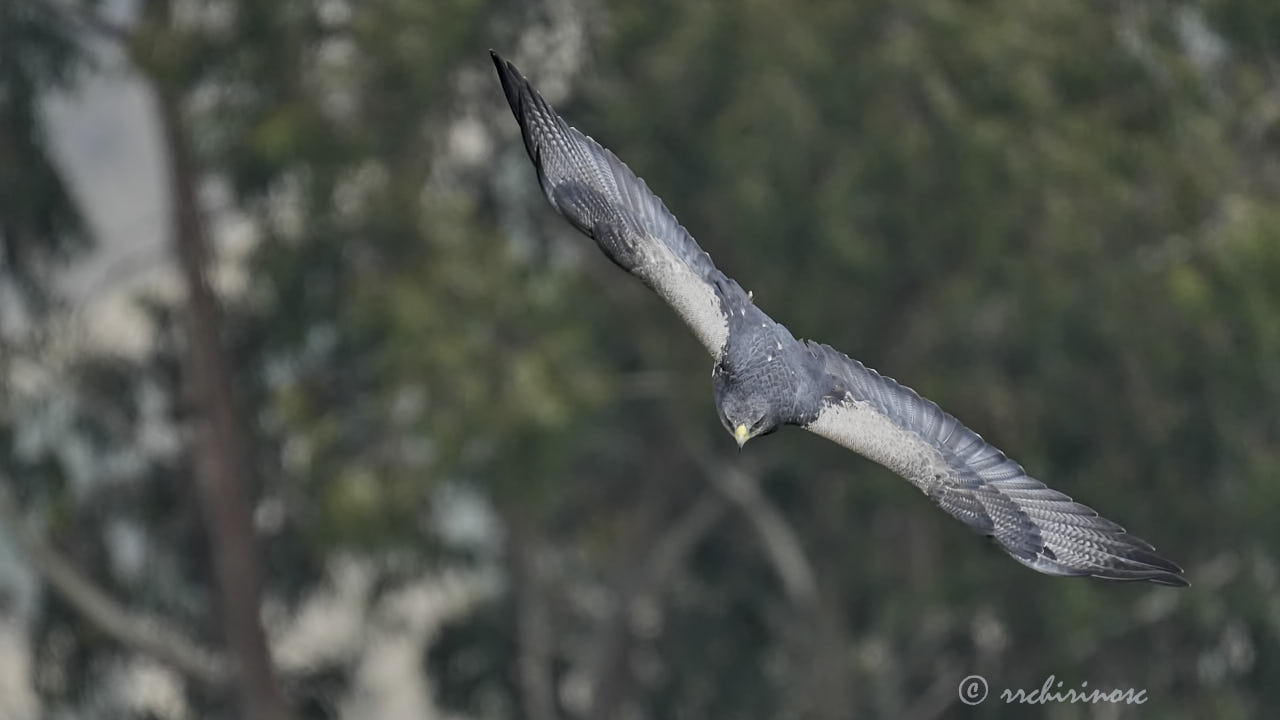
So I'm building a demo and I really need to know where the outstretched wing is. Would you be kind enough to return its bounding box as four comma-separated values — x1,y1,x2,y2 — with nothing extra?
801,342,1187,586
492,51,747,358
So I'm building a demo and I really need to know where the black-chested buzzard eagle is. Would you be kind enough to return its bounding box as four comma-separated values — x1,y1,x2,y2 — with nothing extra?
491,51,1187,587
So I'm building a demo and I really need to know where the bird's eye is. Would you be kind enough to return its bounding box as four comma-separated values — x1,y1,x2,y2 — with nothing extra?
750,416,766,431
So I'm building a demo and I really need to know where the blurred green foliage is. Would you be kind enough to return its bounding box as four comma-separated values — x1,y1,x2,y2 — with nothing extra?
4,0,1280,718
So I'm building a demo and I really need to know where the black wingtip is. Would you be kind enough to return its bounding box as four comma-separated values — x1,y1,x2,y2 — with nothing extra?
1105,569,1190,588
489,49,565,176
1110,536,1190,587
489,50,526,113
1091,545,1190,587
489,49,513,83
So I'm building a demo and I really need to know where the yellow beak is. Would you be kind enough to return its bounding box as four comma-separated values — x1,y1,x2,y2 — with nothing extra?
734,424,750,448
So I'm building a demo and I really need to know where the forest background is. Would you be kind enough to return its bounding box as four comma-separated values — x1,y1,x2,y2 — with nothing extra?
1,0,1277,718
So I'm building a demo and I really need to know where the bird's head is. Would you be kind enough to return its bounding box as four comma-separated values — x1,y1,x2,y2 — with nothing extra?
713,365,782,448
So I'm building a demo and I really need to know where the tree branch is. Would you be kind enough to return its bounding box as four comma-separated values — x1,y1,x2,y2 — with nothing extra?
506,514,558,720
683,441,846,719
899,659,964,720
684,445,819,608
0,478,230,685
585,489,728,720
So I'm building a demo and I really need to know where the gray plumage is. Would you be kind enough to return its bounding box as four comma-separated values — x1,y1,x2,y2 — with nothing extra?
491,51,1187,587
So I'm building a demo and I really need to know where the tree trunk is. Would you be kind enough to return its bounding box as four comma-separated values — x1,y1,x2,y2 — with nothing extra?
155,83,290,720
506,514,558,720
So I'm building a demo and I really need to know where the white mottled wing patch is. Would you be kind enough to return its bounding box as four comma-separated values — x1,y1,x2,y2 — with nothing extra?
807,399,951,492
635,237,730,356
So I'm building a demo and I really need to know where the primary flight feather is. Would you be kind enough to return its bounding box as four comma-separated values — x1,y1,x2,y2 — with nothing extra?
491,51,1187,587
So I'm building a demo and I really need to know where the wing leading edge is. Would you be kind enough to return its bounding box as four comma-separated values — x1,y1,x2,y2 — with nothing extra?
491,51,749,358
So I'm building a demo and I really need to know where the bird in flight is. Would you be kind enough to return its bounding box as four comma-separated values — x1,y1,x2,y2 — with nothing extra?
491,51,1187,586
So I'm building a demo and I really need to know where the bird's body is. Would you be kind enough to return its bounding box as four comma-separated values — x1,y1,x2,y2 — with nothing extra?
491,51,1188,587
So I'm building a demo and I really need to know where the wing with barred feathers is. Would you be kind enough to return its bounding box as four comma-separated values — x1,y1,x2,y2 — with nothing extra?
492,51,750,359
802,341,1187,586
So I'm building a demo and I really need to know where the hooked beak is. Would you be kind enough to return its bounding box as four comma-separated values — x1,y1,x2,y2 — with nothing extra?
734,424,750,448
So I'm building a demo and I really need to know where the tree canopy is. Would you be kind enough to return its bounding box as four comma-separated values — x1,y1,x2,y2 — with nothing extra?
2,0,1277,718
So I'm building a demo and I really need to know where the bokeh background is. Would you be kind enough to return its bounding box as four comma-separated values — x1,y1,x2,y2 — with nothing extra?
2,0,1278,718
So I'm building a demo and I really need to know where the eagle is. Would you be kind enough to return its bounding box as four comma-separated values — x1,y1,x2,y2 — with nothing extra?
491,51,1187,587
